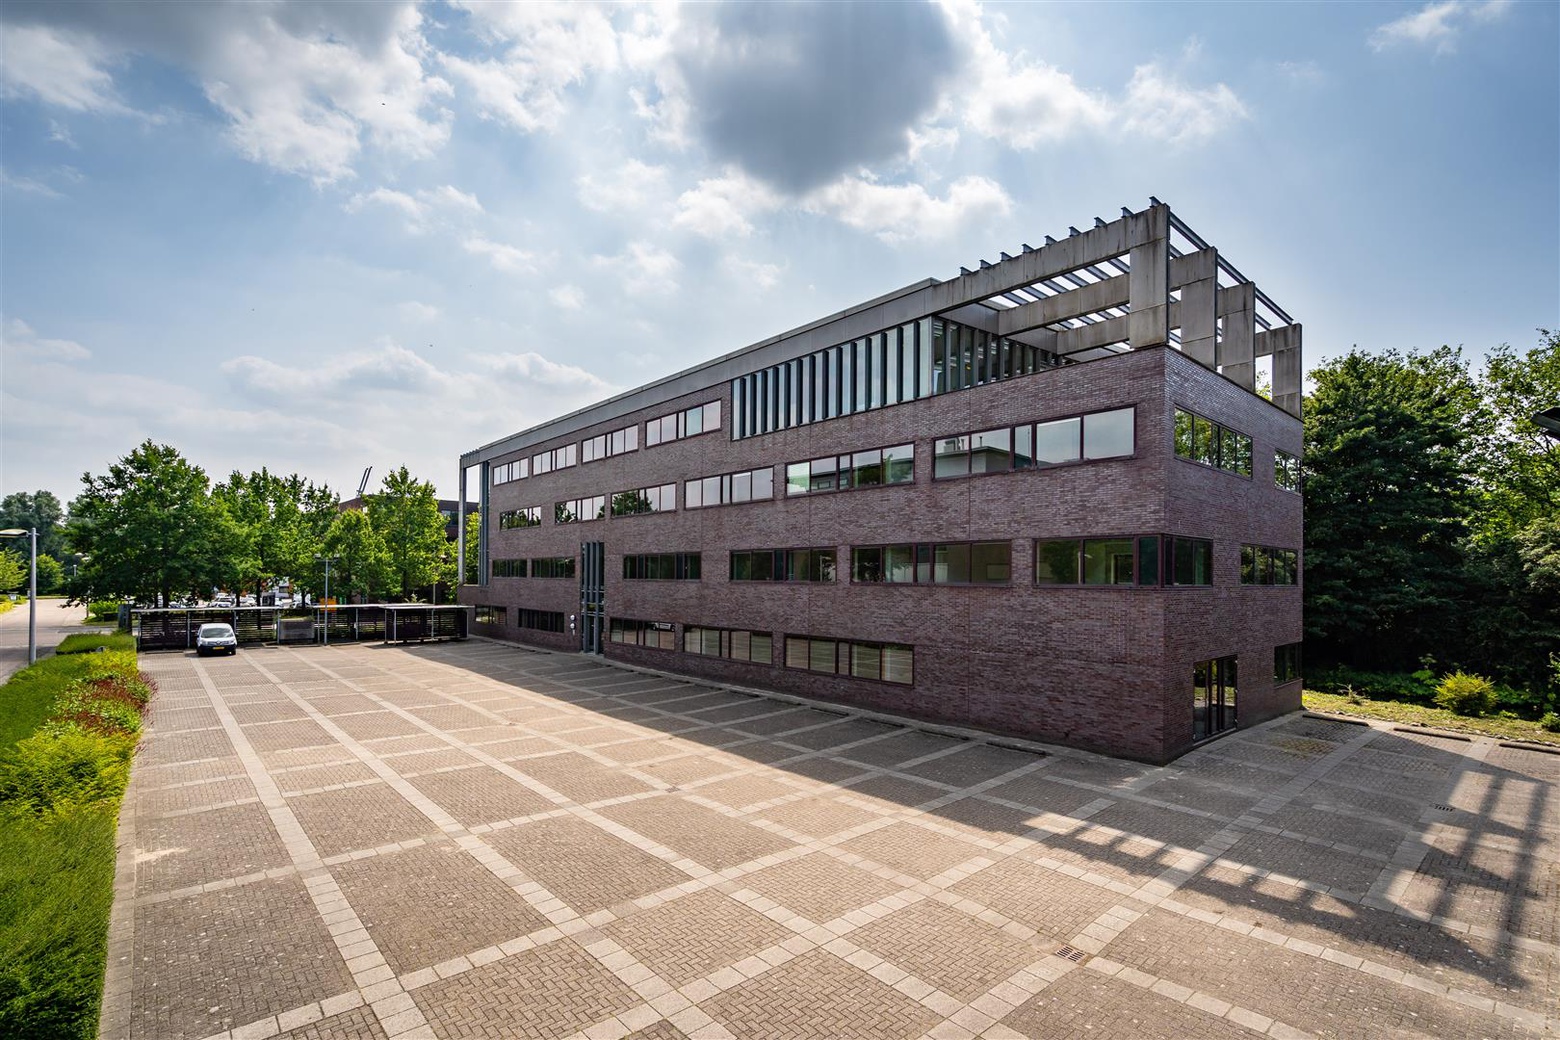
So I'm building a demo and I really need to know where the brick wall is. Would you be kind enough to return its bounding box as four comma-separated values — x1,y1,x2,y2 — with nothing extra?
461,346,1303,763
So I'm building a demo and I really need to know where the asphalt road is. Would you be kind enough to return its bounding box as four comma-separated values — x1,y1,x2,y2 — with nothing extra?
0,597,91,683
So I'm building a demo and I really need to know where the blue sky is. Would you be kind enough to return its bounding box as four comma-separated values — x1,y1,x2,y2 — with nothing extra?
2,0,1555,502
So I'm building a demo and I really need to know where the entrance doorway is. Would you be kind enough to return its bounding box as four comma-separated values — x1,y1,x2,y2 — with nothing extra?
1193,655,1237,740
580,541,604,654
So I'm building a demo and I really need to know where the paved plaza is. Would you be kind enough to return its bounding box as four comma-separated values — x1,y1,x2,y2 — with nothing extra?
103,639,1558,1040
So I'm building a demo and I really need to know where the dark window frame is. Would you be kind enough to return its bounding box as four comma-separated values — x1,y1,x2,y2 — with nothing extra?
622,552,702,581
784,442,915,497
1173,407,1254,479
931,406,1137,482
729,547,838,583
851,540,1012,586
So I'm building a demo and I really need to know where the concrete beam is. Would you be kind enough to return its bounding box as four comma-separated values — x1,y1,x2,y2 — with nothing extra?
1178,248,1218,368
995,274,1128,336
1217,282,1256,391
1272,323,1303,418
1128,206,1171,349
922,204,1168,315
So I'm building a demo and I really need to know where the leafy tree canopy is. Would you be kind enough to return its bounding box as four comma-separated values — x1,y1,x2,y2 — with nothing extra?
1303,347,1478,669
0,490,66,559
366,466,448,600
67,441,234,606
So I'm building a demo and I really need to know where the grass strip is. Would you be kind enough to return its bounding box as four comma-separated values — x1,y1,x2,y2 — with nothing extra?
0,644,149,1039
55,632,136,656
1303,689,1560,745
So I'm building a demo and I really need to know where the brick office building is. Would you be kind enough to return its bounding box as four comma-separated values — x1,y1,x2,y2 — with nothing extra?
457,201,1303,763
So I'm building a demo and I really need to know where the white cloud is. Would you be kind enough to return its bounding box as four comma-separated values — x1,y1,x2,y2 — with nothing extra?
906,125,960,163
549,285,586,310
1119,64,1248,145
592,241,681,296
47,119,78,147
1,318,90,362
805,175,1012,244
0,3,451,183
938,1,1111,149
0,23,127,114
462,235,536,275
0,169,63,198
728,257,783,291
468,351,614,394
345,183,483,233
576,160,669,214
396,301,440,322
672,170,781,239
1369,0,1511,54
443,2,620,132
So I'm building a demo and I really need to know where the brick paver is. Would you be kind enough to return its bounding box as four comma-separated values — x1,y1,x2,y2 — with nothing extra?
110,641,1560,1039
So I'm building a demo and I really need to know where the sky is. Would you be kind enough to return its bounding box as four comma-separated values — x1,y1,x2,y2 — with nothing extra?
1,0,1556,504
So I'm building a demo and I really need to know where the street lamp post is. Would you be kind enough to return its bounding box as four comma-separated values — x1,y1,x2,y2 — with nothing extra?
1,528,38,666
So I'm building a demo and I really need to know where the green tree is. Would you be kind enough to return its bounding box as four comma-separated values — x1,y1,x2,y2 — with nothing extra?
0,548,25,593
212,469,337,602
365,467,447,601
1303,348,1479,670
0,490,66,559
33,553,64,595
1475,330,1560,538
463,510,481,585
66,441,233,606
322,508,392,602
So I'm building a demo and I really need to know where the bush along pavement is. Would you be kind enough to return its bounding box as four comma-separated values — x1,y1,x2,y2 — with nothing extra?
0,644,152,1040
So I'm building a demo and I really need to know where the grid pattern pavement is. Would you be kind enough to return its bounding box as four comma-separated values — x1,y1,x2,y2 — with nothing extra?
102,640,1560,1040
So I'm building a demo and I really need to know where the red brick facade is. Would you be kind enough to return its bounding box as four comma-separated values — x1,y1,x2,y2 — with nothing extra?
460,343,1302,764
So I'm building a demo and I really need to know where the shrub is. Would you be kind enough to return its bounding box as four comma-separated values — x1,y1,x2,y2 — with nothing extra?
1309,666,1437,704
1541,712,1560,733
54,633,135,656
1434,671,1496,717
83,601,121,624
0,728,135,819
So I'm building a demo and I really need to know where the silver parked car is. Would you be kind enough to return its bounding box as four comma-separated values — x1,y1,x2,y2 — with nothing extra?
196,623,238,656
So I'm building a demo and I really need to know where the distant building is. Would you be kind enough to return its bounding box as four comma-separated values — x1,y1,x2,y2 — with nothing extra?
457,201,1303,763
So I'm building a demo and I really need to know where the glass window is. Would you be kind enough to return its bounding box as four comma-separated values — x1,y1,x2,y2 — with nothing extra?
1274,642,1302,684
934,542,971,584
884,544,915,583
786,462,810,496
969,428,1012,473
810,639,838,674
1013,425,1035,469
970,541,1012,584
1035,540,1081,584
1034,417,1082,467
1083,408,1134,460
851,643,881,681
1275,450,1301,493
934,436,970,478
1229,431,1253,477
1174,409,1195,459
851,449,884,488
1136,536,1160,586
1083,538,1135,585
884,444,914,484
882,644,914,685
1192,415,1216,466
1170,537,1213,586
853,546,884,583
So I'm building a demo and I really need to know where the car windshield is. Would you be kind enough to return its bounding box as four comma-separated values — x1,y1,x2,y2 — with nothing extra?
199,625,234,637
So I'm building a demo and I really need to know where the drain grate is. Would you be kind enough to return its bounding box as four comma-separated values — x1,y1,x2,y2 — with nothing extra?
1433,804,1455,812
1055,945,1087,962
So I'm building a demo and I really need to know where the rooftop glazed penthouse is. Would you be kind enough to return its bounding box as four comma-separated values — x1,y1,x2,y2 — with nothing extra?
458,201,1303,763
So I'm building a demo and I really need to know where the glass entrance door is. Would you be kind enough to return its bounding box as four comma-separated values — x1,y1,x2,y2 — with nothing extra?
1193,656,1237,741
580,541,604,654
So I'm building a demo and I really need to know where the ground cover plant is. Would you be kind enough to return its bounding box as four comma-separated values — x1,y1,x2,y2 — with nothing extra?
1303,688,1560,745
0,643,150,1040
55,632,135,656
